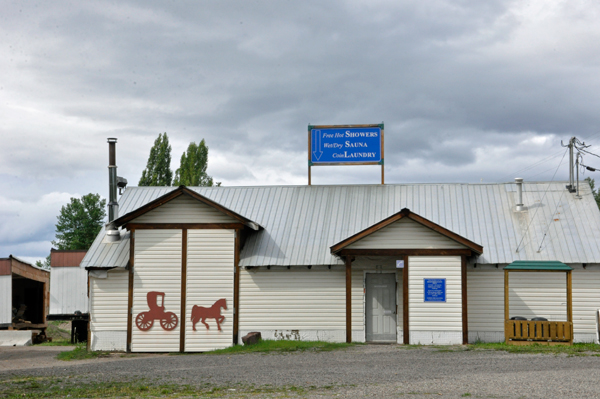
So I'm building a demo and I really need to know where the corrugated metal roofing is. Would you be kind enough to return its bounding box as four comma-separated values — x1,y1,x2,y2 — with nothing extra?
80,182,600,269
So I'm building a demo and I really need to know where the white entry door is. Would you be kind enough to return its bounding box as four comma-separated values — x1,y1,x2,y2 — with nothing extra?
366,273,397,342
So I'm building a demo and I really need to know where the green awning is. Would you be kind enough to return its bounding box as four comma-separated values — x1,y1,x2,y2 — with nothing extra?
504,260,572,271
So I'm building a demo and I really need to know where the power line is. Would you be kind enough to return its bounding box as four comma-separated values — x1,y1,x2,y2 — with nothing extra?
515,147,568,254
536,189,567,253
496,148,567,183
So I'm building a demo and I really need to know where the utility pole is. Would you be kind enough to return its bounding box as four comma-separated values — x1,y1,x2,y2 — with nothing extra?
567,136,576,193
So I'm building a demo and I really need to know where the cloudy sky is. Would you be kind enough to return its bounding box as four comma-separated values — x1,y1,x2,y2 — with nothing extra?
2,0,600,263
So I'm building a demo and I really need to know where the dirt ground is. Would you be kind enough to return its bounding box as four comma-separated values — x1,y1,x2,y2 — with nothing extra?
0,345,164,371
3,345,600,398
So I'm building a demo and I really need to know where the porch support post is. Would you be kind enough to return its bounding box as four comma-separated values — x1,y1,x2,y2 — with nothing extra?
179,229,187,353
403,255,409,345
345,256,352,343
504,269,509,344
126,229,135,353
566,270,573,323
461,255,468,344
233,230,241,345
566,270,573,342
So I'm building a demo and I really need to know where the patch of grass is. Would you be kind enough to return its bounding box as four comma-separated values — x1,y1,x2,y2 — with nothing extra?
468,341,600,355
44,321,71,345
56,344,107,361
397,344,422,350
197,339,359,355
0,377,331,398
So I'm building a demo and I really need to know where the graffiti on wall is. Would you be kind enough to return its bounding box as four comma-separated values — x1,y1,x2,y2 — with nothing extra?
191,298,227,332
135,291,179,331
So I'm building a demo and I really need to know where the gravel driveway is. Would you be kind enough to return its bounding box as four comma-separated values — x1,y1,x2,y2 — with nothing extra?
2,344,600,398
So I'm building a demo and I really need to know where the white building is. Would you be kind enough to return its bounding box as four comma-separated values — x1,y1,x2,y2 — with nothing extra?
80,181,600,352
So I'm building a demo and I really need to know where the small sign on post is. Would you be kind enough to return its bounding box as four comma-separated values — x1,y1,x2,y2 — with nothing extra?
308,123,384,185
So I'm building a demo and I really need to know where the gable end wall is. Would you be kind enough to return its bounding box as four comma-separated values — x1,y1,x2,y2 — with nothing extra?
346,218,467,250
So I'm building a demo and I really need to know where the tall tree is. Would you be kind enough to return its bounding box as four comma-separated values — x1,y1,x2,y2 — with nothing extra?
52,193,107,250
139,132,173,186
173,139,214,186
585,177,600,209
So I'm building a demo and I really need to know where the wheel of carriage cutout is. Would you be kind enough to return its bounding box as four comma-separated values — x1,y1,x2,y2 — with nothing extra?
136,312,154,331
160,312,178,331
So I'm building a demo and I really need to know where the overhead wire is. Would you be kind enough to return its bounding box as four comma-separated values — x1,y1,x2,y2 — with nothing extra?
495,148,567,183
536,189,567,253
496,132,600,183
515,147,568,254
535,138,600,253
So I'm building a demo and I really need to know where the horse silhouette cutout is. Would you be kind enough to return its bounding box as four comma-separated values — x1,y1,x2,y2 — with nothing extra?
191,298,227,331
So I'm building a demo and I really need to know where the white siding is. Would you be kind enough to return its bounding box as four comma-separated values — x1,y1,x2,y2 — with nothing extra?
572,265,600,339
133,195,237,224
508,272,567,321
409,256,462,344
239,266,345,333
467,266,504,334
90,269,128,351
132,230,182,352
468,265,600,343
351,267,364,341
347,218,466,250
0,275,10,325
185,230,234,351
50,267,89,315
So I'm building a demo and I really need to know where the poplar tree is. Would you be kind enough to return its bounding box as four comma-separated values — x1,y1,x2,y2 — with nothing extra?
173,139,214,187
139,132,173,186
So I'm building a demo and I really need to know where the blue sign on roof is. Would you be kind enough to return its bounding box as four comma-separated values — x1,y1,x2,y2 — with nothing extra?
310,126,382,164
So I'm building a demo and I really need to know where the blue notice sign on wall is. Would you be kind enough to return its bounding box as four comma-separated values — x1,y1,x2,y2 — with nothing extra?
424,279,446,302
310,126,382,164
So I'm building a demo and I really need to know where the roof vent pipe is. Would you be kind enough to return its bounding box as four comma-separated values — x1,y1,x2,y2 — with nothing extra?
107,138,119,222
515,178,525,211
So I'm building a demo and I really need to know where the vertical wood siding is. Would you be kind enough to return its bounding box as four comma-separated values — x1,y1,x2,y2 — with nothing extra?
132,230,182,352
239,266,345,330
408,256,462,332
50,267,89,315
185,230,235,351
133,196,237,224
347,219,466,249
90,270,128,331
0,275,11,324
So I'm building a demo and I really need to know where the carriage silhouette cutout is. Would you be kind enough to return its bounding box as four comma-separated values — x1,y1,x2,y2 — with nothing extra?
135,291,179,331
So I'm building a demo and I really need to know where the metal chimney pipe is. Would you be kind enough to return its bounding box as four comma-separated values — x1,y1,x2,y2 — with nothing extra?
107,138,118,222
515,178,525,211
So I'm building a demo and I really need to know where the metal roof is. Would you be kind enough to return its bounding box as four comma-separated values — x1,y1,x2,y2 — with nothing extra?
80,181,600,268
